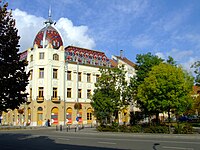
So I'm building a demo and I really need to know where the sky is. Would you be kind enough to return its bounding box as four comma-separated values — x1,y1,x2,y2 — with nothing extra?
4,0,200,74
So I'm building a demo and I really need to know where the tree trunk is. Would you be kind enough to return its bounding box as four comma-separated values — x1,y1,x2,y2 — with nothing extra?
168,109,171,133
156,112,159,125
114,110,119,123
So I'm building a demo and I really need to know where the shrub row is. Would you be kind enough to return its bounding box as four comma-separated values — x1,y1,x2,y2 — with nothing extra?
97,123,194,134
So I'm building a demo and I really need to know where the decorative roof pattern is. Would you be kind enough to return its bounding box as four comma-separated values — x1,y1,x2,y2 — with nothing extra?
33,25,63,49
19,50,27,60
65,46,111,67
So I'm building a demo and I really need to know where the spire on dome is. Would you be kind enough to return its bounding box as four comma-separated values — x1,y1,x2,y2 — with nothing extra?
44,5,54,26
33,7,63,49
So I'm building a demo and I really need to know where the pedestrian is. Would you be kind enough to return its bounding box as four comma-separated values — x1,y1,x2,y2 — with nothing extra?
47,119,50,127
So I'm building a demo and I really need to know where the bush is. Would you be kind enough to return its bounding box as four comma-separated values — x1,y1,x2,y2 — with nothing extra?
118,125,130,132
143,125,169,133
173,123,193,134
191,122,200,127
130,125,142,133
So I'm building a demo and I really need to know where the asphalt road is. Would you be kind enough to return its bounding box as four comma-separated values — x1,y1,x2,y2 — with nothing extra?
0,127,200,150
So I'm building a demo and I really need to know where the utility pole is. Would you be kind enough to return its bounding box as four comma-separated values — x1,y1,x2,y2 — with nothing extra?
63,53,68,126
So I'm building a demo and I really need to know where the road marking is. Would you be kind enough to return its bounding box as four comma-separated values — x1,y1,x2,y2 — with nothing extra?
98,141,116,145
57,138,70,141
163,146,194,150
51,135,200,145
19,135,41,140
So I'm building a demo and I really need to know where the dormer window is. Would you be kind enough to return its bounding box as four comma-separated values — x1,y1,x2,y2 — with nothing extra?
53,41,56,46
30,55,33,61
39,52,44,59
53,54,59,61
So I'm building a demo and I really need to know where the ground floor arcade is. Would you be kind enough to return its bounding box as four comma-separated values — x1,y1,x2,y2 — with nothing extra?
1,100,130,126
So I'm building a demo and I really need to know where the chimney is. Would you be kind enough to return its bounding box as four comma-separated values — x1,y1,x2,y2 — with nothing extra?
120,50,123,58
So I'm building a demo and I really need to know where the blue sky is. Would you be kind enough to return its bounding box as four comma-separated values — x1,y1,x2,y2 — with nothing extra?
5,0,200,73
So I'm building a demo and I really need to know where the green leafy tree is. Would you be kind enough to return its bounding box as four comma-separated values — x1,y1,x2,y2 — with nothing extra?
137,63,194,123
191,61,200,86
134,52,163,85
0,2,29,111
166,56,176,66
91,65,129,124
129,53,163,121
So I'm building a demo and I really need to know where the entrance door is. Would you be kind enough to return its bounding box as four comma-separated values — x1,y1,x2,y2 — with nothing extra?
37,107,43,126
66,107,72,124
51,107,59,125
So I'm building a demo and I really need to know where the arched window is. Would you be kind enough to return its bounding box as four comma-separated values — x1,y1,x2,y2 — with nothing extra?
51,107,59,125
30,55,33,61
53,54,59,61
66,107,72,124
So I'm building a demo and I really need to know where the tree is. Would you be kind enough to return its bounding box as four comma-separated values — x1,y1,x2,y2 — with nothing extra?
134,52,163,85
91,65,129,124
137,63,194,123
129,53,163,121
191,61,200,86
0,2,29,111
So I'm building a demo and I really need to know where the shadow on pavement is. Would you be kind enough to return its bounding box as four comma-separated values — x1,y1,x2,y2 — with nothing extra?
0,133,126,150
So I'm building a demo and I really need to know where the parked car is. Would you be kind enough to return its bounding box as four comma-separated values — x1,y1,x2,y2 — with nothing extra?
178,116,191,122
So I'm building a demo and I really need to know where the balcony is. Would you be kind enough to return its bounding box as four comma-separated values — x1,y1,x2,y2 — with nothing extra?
51,96,60,103
37,96,44,103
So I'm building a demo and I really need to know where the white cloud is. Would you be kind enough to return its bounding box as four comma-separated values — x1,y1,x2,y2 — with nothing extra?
12,9,44,51
132,34,154,49
166,48,193,61
155,48,195,73
56,18,95,49
12,9,95,51
155,52,165,60
182,57,197,74
114,0,149,17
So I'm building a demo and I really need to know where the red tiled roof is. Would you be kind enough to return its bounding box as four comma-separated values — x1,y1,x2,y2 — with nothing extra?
110,59,118,67
65,46,106,56
193,86,200,94
115,56,136,68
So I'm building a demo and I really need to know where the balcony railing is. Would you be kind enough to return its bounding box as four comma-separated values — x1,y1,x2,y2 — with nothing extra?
37,96,44,102
51,96,60,103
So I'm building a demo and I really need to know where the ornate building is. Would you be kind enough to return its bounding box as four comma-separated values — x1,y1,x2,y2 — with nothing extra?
1,13,136,126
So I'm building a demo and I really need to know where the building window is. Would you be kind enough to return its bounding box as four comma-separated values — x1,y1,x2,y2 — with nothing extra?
67,71,71,80
30,55,33,61
67,88,71,98
87,73,91,82
87,89,91,99
39,52,44,59
96,74,100,82
53,69,58,79
39,68,44,78
53,54,59,60
87,112,92,121
53,88,57,98
30,88,32,99
30,70,33,80
78,89,82,98
53,41,56,46
38,87,44,98
78,72,81,81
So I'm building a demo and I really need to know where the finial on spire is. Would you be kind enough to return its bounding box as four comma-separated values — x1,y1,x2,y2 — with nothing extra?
49,5,52,18
44,5,54,26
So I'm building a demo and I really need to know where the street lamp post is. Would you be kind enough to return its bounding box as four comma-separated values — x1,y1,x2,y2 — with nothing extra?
63,54,68,126
76,60,79,118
